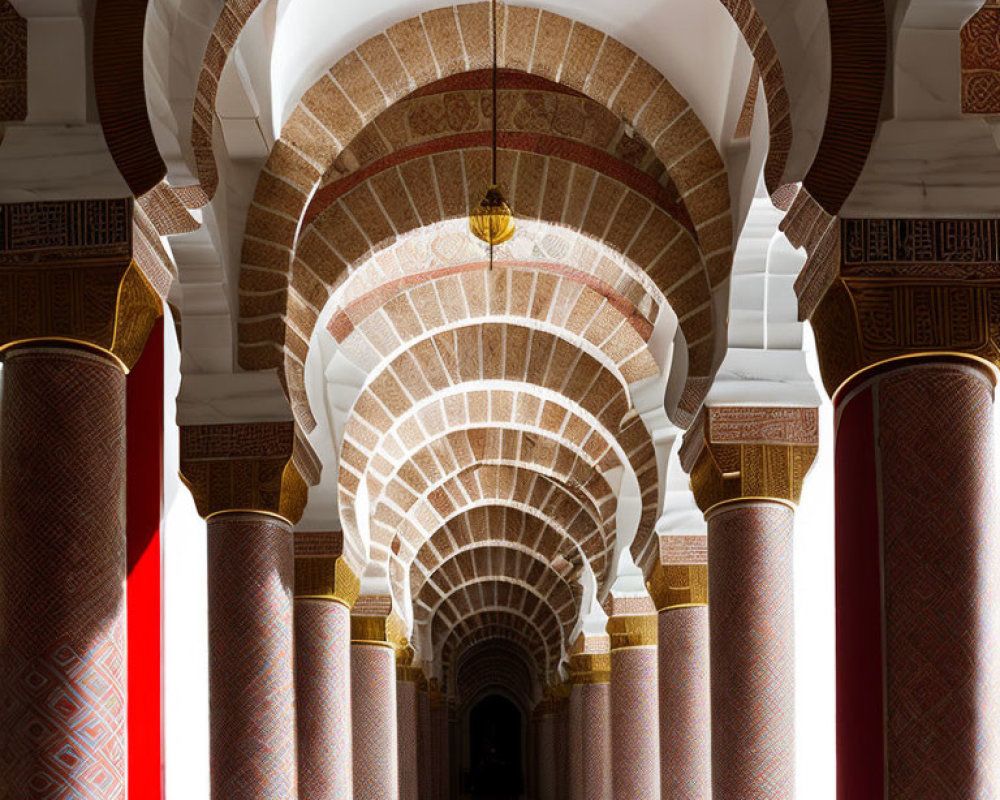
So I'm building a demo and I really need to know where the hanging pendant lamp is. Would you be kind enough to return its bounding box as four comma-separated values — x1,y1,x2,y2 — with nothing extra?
469,0,515,265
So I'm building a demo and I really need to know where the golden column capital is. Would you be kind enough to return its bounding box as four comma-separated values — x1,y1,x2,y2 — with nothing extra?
350,594,407,652
606,613,659,649
395,640,422,682
648,564,709,611
0,199,163,371
679,406,818,515
782,193,1000,395
569,652,612,685
179,422,312,524
294,531,360,608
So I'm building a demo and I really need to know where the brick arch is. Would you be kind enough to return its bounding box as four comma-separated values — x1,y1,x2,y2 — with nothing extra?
408,506,594,596
382,465,613,586
238,2,732,411
425,574,578,650
368,426,620,563
331,265,660,384
413,545,580,628
438,605,562,679
268,149,714,424
443,619,552,682
454,640,536,705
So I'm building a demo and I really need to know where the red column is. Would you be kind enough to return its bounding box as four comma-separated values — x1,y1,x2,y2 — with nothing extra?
708,502,795,799
126,318,164,800
0,346,128,800
835,358,1000,799
535,704,558,798
608,606,660,800
208,513,297,798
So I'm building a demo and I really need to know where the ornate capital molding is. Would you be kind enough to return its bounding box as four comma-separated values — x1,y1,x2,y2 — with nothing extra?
350,595,406,652
568,652,611,685
648,563,709,611
606,613,658,650
680,405,818,514
294,532,360,608
0,199,162,370
784,193,1000,394
179,422,308,523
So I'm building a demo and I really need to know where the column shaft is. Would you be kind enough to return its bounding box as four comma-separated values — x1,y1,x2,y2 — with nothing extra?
208,513,297,798
352,643,399,800
396,676,419,800
429,701,449,800
577,682,612,800
0,347,127,800
609,620,659,800
835,360,1000,799
659,606,711,799
296,598,353,798
569,687,584,800
417,689,432,800
535,712,557,799
708,501,795,799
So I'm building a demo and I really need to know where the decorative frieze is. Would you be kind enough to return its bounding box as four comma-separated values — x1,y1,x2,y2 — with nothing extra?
680,406,819,514
179,422,309,522
0,199,161,370
784,194,1000,394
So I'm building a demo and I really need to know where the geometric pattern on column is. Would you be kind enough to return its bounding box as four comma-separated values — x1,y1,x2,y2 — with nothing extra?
707,502,795,799
649,545,711,800
0,349,127,800
607,605,660,800
207,514,296,800
396,648,421,800
876,362,1000,798
569,641,613,800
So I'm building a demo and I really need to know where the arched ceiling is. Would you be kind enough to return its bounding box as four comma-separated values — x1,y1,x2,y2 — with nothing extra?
122,0,836,701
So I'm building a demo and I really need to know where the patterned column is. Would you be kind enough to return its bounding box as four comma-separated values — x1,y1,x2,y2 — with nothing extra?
607,597,660,800
428,679,447,799
534,699,558,799
0,347,128,799
568,643,613,800
649,554,711,799
396,648,421,800
682,406,817,800
294,538,360,798
351,607,401,800
0,198,162,800
417,680,433,800
782,209,1000,798
180,422,309,799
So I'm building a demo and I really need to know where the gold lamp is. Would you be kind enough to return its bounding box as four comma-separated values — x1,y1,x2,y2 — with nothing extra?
469,0,514,265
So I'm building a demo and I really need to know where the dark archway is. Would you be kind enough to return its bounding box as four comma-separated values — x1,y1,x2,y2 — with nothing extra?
466,694,524,799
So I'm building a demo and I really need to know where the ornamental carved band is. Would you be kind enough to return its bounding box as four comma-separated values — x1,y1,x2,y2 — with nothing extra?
786,203,1000,394
179,422,309,522
606,614,659,649
648,563,709,611
569,652,611,684
680,406,819,514
0,199,161,370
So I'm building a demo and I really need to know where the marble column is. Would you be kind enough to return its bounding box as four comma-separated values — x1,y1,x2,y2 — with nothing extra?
180,421,307,799
607,599,660,800
0,346,128,799
396,651,421,800
351,612,400,800
781,210,1000,798
834,358,1000,799
568,648,613,800
295,545,360,798
682,406,816,800
649,559,711,799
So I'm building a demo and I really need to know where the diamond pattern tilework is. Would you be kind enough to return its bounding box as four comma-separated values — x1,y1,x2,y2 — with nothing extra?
0,349,127,800
352,644,399,800
579,682,613,800
396,679,419,800
610,647,659,799
295,599,353,798
207,514,296,799
659,606,711,799
877,363,1000,799
708,501,795,799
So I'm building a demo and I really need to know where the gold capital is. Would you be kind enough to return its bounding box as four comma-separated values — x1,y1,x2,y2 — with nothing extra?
569,652,611,684
680,406,818,514
648,564,709,611
782,194,1000,395
295,555,360,608
606,614,658,649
